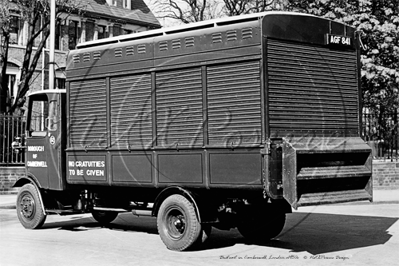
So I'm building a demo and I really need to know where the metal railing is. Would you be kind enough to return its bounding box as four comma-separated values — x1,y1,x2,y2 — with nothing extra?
1,110,398,165
0,115,26,166
362,109,398,161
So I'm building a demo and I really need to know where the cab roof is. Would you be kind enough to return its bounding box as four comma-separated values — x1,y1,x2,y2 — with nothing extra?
76,11,316,49
28,89,66,97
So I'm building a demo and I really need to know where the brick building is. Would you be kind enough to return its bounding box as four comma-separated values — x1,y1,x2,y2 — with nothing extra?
3,0,161,111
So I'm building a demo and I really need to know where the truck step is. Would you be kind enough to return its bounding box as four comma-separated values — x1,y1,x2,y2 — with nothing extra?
297,165,371,180
93,207,128,212
296,189,372,207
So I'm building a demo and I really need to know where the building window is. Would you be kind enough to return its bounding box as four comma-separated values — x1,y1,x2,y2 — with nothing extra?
85,20,95,42
68,20,79,50
98,25,107,39
113,24,122,37
55,21,62,50
6,74,16,101
107,0,130,9
56,68,66,89
55,78,65,89
9,16,20,44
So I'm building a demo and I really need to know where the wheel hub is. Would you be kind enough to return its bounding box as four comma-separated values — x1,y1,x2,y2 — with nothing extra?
168,212,186,236
173,217,185,233
20,195,35,219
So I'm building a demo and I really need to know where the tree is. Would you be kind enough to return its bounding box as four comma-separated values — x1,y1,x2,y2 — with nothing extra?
0,0,12,114
223,0,283,16
285,0,399,111
147,0,285,25
147,0,224,25
0,0,85,115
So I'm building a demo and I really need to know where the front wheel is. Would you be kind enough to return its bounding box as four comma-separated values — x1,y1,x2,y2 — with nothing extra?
16,183,47,229
157,194,202,251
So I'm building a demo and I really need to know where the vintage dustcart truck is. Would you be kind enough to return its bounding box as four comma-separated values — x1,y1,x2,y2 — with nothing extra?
12,12,373,251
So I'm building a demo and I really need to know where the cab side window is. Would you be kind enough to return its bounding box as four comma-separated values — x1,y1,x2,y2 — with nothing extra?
29,96,48,137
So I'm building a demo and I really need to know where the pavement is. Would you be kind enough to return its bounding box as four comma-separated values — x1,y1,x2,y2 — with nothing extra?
1,188,398,210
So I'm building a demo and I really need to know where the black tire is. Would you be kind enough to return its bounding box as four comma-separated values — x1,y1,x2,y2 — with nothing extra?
157,194,202,251
191,224,212,249
16,183,47,229
92,211,118,225
198,224,212,244
238,212,286,242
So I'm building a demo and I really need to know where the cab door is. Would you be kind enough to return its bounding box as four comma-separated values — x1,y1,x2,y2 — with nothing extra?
26,92,65,190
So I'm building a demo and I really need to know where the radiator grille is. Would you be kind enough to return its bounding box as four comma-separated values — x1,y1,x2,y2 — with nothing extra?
156,68,203,147
267,40,359,137
69,79,107,147
207,61,262,146
110,74,152,147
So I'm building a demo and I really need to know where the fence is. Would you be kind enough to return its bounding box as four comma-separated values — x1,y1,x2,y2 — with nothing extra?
0,115,26,166
362,109,399,161
1,110,398,165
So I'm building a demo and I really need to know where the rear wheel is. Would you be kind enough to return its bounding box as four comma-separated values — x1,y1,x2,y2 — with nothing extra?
197,224,212,245
16,183,47,229
91,211,118,225
157,194,202,251
238,212,286,242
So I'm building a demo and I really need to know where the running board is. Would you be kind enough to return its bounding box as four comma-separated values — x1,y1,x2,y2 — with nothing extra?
93,207,153,217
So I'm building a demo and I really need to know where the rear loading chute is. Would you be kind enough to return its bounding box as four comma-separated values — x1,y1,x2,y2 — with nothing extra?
282,137,372,209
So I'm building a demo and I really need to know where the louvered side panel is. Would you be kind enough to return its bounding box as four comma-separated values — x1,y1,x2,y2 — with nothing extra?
156,68,203,147
110,74,152,147
207,61,262,146
267,40,359,137
69,79,107,147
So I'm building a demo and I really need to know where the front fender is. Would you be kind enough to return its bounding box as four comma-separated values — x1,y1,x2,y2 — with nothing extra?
13,175,46,215
13,172,41,189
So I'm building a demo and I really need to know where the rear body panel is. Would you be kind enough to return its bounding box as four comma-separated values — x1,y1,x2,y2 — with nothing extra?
261,14,371,207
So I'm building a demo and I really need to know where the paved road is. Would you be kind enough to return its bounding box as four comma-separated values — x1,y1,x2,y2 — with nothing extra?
0,203,398,266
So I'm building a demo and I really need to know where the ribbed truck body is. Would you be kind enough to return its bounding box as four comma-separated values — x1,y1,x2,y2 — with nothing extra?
64,12,372,208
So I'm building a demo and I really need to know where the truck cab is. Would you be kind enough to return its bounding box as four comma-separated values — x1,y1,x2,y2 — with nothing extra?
22,89,67,190
12,90,67,228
